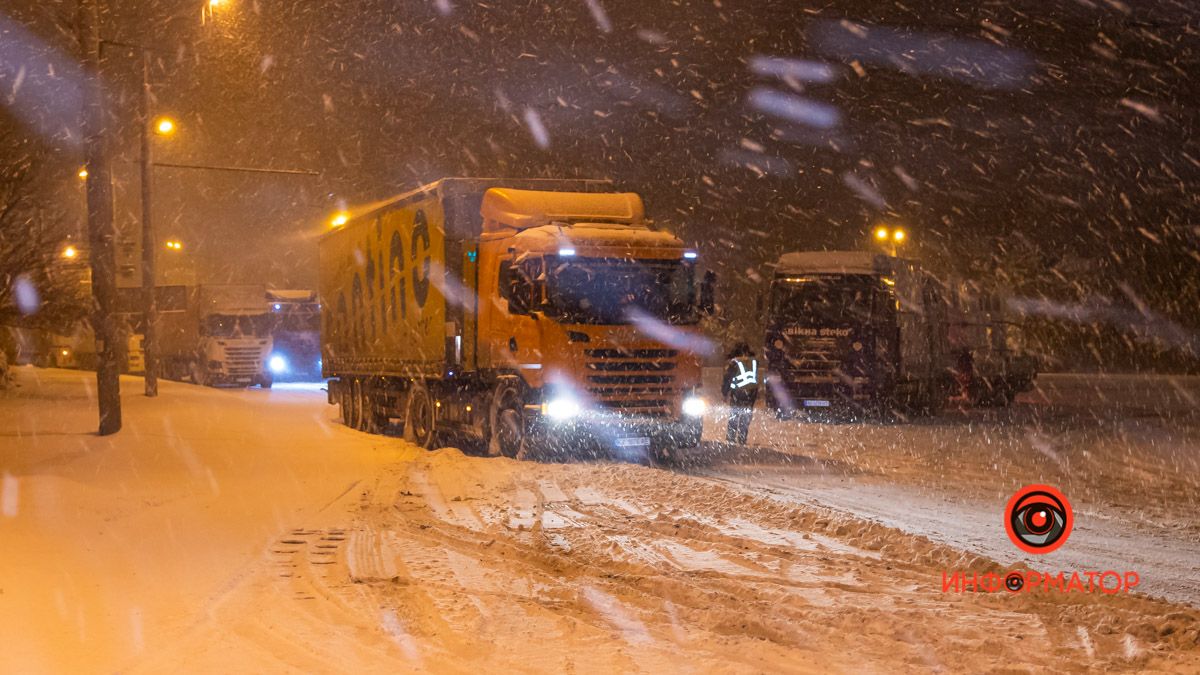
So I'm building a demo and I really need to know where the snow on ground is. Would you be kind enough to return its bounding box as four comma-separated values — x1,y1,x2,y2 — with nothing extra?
694,372,1200,606
2,367,1199,673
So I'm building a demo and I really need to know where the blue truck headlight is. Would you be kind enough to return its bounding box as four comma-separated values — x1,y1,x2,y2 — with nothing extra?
268,354,288,374
543,397,582,421
682,395,707,417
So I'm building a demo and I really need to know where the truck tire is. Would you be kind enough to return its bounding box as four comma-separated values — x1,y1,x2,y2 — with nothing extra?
349,378,366,431
488,383,528,459
403,382,437,448
972,380,1011,407
260,373,273,389
336,384,351,425
189,360,208,387
988,384,1015,407
360,380,386,434
923,384,946,416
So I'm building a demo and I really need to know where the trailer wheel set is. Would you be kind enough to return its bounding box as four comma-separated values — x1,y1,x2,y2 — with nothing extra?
331,376,524,456
327,374,702,464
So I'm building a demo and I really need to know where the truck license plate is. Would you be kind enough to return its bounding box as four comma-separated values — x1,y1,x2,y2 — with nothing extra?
803,399,831,408
615,436,650,448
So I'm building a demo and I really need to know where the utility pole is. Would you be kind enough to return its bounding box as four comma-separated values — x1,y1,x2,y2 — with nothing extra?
79,0,122,434
140,50,158,397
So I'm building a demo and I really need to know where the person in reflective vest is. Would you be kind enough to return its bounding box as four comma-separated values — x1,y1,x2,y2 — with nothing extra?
721,342,759,444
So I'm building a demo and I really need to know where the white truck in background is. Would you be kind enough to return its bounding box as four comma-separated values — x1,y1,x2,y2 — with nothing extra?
158,285,274,388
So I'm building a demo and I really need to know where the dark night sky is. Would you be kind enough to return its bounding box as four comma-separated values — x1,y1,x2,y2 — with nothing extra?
3,0,1198,344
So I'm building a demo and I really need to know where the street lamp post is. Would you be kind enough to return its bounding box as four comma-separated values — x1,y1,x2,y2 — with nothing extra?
98,37,170,398
139,51,160,397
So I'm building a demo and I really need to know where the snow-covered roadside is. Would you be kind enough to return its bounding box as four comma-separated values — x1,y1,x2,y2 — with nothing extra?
693,372,1200,599
2,368,1198,673
697,371,1199,530
0,367,402,672
699,470,1200,606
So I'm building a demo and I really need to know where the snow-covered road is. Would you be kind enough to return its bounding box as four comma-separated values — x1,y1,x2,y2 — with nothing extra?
2,368,1198,672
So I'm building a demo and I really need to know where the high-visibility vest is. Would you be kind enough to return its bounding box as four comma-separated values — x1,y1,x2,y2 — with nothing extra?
729,357,758,391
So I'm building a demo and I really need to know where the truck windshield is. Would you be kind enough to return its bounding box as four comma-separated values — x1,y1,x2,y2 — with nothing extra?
203,314,271,338
546,256,698,325
770,275,891,326
272,306,320,333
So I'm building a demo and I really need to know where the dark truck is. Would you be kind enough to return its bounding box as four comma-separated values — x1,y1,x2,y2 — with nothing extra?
265,289,322,381
762,251,951,418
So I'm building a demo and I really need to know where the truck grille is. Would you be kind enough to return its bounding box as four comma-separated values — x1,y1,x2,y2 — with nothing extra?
583,348,677,417
780,337,843,380
224,345,262,375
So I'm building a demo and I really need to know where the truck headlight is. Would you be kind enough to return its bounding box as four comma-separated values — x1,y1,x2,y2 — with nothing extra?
682,395,707,417
543,397,581,421
268,354,288,374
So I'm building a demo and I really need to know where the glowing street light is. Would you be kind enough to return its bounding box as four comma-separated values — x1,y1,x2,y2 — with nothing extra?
872,224,909,256
142,110,179,399
202,0,228,25
62,245,79,259
77,167,89,180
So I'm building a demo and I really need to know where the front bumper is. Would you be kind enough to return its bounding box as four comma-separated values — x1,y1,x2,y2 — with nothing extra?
207,367,263,385
766,375,879,414
530,411,702,457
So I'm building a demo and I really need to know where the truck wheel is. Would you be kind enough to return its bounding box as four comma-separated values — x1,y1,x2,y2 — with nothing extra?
652,446,684,468
336,383,352,425
360,380,386,434
923,385,946,416
189,361,208,387
403,382,436,448
349,378,365,431
488,384,527,459
260,373,273,389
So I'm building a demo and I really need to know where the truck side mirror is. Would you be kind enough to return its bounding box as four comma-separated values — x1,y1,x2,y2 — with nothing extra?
699,270,716,316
